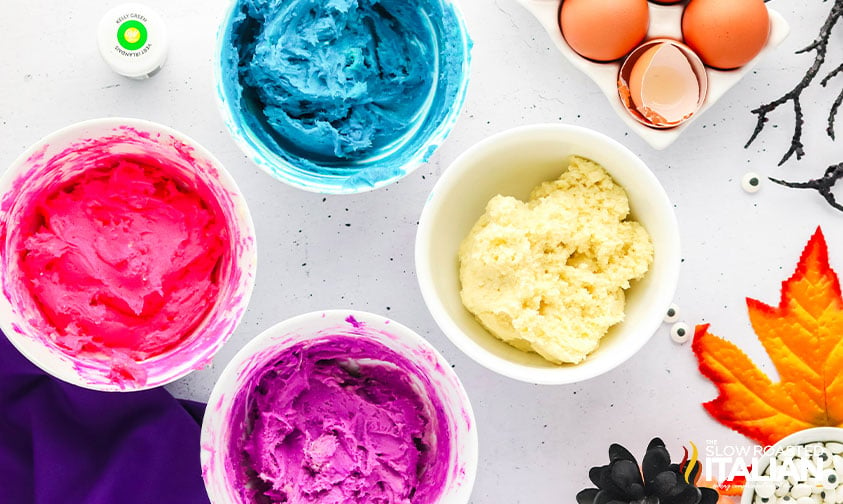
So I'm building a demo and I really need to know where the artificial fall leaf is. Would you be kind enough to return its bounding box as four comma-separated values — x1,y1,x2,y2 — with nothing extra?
693,226,843,447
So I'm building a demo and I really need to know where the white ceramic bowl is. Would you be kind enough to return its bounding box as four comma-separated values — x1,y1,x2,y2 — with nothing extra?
416,124,680,384
214,0,472,194
0,118,257,391
513,0,790,150
741,427,843,504
201,310,478,503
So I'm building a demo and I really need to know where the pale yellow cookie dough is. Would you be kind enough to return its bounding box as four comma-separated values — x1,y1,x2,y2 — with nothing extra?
458,156,654,364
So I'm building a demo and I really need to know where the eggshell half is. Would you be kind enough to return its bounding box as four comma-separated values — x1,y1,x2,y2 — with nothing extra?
629,43,701,125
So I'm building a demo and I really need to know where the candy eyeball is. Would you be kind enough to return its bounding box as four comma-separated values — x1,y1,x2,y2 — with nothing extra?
755,440,843,503
664,303,680,323
742,172,762,193
821,468,839,489
670,322,691,344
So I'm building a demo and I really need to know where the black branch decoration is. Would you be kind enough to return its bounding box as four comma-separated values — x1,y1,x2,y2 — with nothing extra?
770,162,843,212
745,0,843,166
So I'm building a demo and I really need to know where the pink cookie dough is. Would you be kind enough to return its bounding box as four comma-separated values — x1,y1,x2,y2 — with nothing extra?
226,335,452,503
17,155,228,380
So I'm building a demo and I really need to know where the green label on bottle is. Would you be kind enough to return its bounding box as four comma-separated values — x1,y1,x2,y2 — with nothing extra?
117,19,147,51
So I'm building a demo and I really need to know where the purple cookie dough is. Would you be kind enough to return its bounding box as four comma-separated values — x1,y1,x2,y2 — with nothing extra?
226,334,452,503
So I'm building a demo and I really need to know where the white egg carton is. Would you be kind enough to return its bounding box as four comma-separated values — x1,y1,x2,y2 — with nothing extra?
513,0,790,149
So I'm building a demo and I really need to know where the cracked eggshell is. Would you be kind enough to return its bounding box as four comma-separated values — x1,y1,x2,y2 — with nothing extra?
619,39,707,129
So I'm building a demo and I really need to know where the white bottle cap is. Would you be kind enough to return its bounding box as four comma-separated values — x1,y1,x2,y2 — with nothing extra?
97,4,168,79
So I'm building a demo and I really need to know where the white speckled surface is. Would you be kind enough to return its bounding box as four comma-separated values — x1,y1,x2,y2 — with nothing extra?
2,1,843,502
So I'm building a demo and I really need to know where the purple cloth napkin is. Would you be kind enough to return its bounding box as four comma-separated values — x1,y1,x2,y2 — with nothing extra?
0,334,210,504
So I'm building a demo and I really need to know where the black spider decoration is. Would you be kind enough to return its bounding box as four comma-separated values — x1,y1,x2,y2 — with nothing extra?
576,438,719,504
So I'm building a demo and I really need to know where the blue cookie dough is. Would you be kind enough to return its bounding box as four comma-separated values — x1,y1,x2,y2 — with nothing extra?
219,0,470,191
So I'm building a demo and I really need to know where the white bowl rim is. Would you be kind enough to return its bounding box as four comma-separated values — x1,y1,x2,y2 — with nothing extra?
212,0,473,195
415,123,681,385
200,309,479,503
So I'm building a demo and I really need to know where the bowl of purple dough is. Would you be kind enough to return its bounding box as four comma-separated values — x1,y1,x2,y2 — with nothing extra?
201,310,477,503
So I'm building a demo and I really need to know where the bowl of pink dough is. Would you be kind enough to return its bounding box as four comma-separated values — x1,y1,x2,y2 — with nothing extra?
201,310,478,504
0,118,257,391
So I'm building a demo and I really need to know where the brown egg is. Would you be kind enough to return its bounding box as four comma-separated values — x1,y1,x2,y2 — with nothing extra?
682,0,770,69
559,0,649,62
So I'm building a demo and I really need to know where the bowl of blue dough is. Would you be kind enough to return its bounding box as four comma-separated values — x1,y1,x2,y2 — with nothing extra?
217,0,471,194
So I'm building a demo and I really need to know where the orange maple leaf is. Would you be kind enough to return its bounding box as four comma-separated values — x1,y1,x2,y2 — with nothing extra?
693,227,843,447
